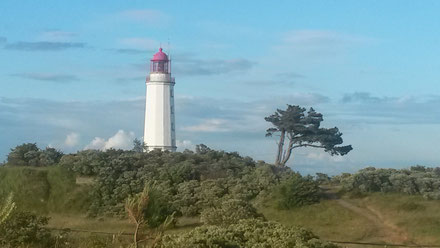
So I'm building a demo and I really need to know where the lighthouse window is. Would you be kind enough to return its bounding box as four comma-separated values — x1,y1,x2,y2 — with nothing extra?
170,89,174,97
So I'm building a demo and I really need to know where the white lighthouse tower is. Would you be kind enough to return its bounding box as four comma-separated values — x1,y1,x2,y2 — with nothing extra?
143,48,176,152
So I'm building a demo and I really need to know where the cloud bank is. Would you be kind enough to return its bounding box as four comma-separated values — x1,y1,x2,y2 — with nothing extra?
11,73,79,83
64,132,79,147
4,41,86,51
84,130,135,150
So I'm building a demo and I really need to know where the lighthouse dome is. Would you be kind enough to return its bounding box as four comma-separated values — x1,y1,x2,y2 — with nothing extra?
151,48,168,61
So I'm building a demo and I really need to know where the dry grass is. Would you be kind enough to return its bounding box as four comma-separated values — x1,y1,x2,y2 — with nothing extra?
259,194,440,246
259,199,378,242
48,213,133,233
349,193,440,245
46,193,440,247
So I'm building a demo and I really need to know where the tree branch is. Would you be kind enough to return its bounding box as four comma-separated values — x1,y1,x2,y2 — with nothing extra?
291,144,326,151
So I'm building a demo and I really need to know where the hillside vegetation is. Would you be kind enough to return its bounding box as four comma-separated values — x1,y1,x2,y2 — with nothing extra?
0,166,90,214
336,166,440,199
1,143,440,247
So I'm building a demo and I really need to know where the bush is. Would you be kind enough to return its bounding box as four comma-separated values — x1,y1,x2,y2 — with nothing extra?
72,148,289,218
144,184,176,228
0,167,81,214
157,219,339,248
0,210,54,247
7,143,63,167
339,166,440,198
276,173,320,209
200,198,261,225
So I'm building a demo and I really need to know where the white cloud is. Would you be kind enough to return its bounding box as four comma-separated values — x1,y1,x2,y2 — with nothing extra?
181,119,230,132
84,137,106,150
176,140,194,151
306,151,346,163
283,30,369,47
38,30,77,42
11,72,79,83
84,130,135,151
273,29,375,61
64,132,79,147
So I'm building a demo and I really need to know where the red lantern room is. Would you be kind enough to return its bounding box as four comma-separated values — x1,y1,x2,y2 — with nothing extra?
150,48,170,74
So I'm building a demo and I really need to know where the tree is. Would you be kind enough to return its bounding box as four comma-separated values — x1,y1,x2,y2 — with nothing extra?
265,105,352,166
125,185,176,248
126,186,150,248
7,144,63,166
133,138,144,153
195,144,212,154
7,143,39,166
39,147,63,166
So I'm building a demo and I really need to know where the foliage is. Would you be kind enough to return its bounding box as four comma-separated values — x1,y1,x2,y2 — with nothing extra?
0,166,89,213
0,210,54,247
200,198,262,225
315,173,331,184
265,105,352,166
144,185,175,228
156,218,339,248
339,166,440,199
126,185,150,248
7,143,63,166
276,173,320,209
60,148,288,218
133,138,144,153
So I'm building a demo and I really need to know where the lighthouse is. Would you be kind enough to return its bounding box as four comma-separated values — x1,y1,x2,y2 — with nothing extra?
143,48,176,152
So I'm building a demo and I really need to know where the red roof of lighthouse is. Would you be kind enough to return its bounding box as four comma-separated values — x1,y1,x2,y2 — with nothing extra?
151,48,168,61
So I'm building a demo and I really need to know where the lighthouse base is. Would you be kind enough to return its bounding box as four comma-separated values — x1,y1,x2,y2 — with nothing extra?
145,145,177,152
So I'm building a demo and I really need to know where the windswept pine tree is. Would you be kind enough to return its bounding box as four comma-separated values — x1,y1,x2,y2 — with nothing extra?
265,105,352,166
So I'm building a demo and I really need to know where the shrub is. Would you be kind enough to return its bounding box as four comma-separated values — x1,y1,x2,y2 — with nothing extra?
0,211,54,247
157,219,339,248
7,143,63,166
316,173,331,184
200,198,261,225
77,148,287,218
276,173,320,209
0,166,81,213
339,166,440,198
144,184,176,228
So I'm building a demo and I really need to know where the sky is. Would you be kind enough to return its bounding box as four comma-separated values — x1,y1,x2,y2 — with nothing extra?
1,0,440,175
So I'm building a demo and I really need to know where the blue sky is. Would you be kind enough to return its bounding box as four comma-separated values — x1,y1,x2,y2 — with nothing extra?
1,0,440,174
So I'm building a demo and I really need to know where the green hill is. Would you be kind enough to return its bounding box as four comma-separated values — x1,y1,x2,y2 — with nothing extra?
0,166,91,214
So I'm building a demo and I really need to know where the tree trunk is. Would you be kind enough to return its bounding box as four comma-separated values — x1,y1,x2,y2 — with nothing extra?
275,130,286,166
134,222,140,248
280,138,294,166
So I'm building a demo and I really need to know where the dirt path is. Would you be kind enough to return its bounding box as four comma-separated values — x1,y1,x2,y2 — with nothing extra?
323,188,411,244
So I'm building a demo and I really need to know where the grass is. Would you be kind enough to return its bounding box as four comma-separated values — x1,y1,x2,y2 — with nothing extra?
2,166,439,247
259,199,377,242
48,213,133,233
349,193,440,245
259,191,440,246
0,166,91,214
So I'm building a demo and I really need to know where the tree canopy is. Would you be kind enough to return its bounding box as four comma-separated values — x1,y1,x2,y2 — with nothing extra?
7,143,63,166
265,105,352,166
